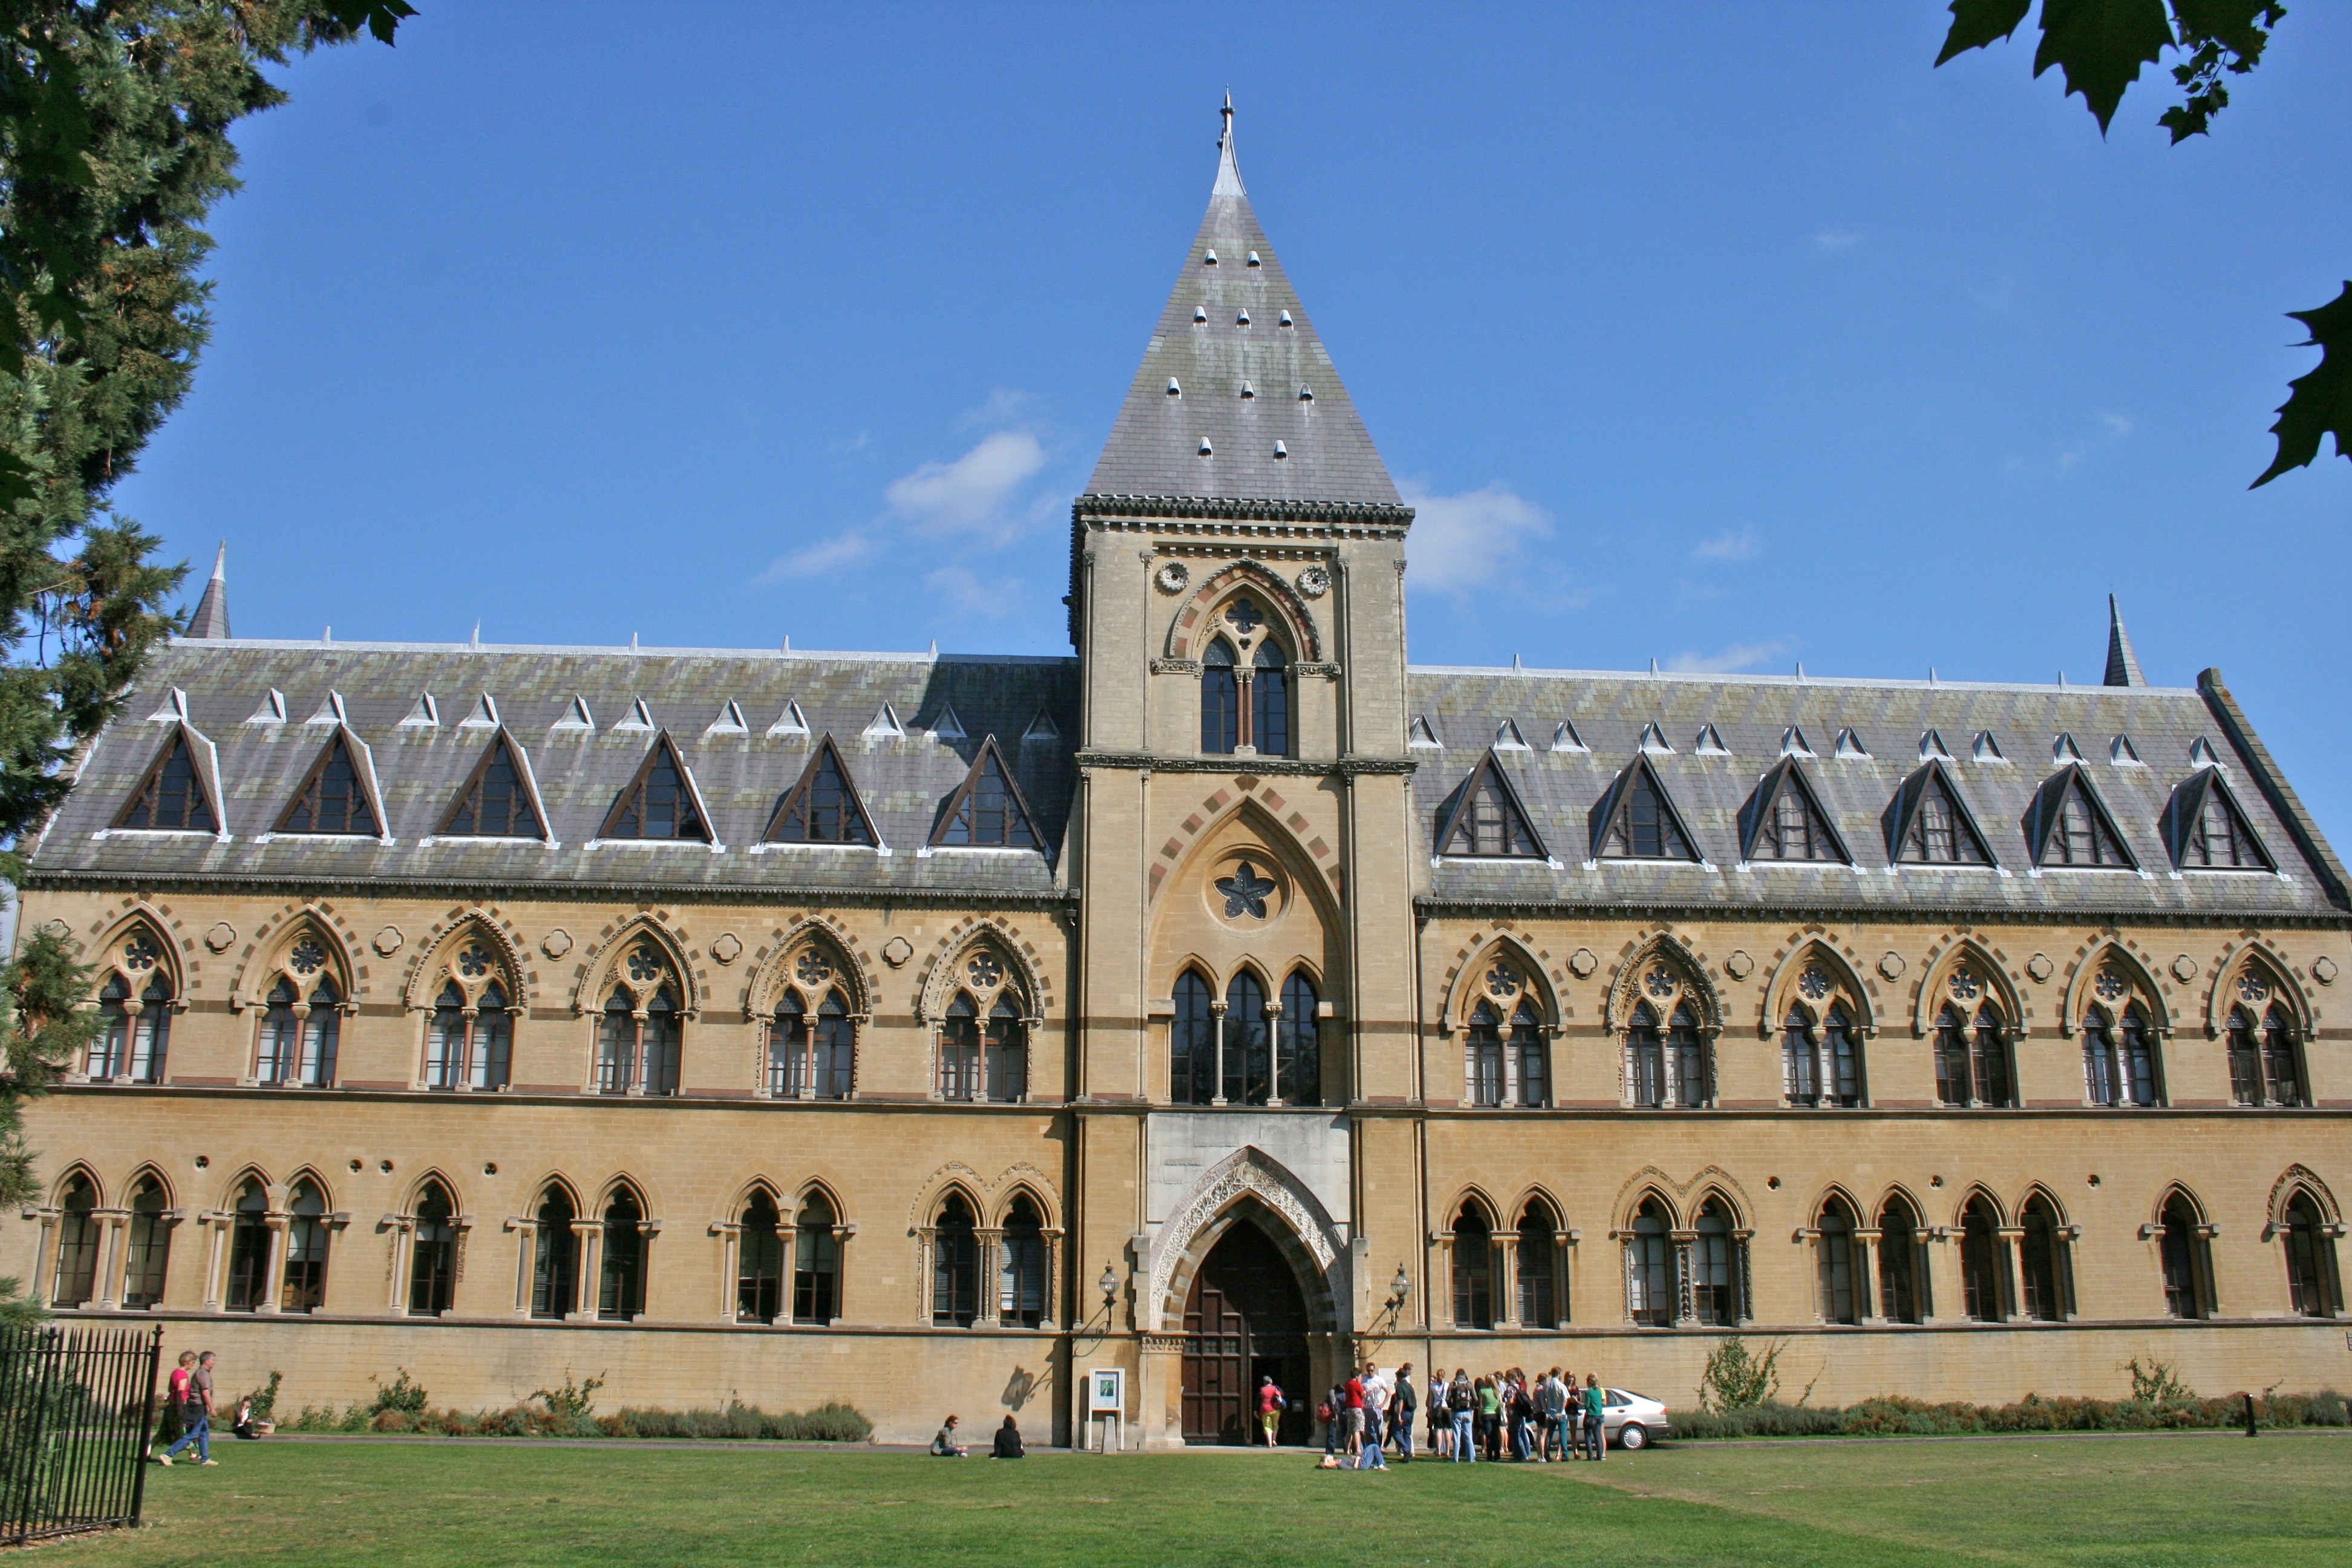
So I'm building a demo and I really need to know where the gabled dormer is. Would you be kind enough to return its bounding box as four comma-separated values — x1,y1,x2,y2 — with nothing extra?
2161,766,2273,871
932,736,1041,849
439,728,549,840
1434,750,1547,860
1590,754,1699,863
1885,760,1994,866
1738,756,1850,864
2024,763,2137,870
598,731,710,841
763,734,880,847
275,726,386,838
114,725,223,834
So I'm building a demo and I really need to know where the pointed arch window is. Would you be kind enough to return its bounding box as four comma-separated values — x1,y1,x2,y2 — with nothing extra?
1959,1196,2008,1322
257,974,342,1087
773,987,854,1100
530,1187,577,1320
793,1192,840,1325
442,732,545,838
598,1190,645,1321
278,731,380,835
1170,969,1215,1106
999,1194,1047,1328
737,1191,783,1324
124,1176,171,1309
50,1175,99,1308
603,734,708,841
1933,1001,2013,1108
2020,1194,2071,1321
426,979,512,1091
1628,1200,1674,1326
1466,1001,1506,1108
224,1180,270,1311
933,737,1040,847
1276,970,1321,1106
1891,765,1992,864
598,969,681,1097
1517,1200,1562,1328
2261,1005,2304,1106
1200,638,1240,754
1876,1195,1926,1324
1250,641,1290,757
283,1178,330,1313
1223,971,1271,1105
2083,1004,2160,1107
932,1193,980,1327
1594,759,1695,861
91,972,173,1083
1450,1204,1494,1330
407,1182,457,1316
2281,1192,2342,1319
1815,1200,1860,1325
1440,752,1546,858
1693,1198,1740,1326
117,729,216,831
2157,1194,2213,1319
1625,996,1708,1109
764,736,877,844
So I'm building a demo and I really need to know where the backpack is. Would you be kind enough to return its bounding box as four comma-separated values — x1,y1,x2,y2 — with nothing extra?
1316,1401,1333,1423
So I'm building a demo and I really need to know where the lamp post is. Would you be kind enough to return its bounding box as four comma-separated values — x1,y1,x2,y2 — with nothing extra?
1099,1263,1119,1313
1387,1264,1411,1312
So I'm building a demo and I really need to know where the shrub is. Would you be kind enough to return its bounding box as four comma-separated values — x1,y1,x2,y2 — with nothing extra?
604,1400,873,1443
369,1368,429,1419
2123,1357,2195,1407
1698,1337,1786,1411
532,1370,605,1435
241,1370,283,1423
1667,1386,2352,1442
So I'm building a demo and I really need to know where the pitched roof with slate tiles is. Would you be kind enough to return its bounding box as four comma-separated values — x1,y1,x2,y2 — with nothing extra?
1082,102,1399,508
1405,666,2348,918
34,641,1077,901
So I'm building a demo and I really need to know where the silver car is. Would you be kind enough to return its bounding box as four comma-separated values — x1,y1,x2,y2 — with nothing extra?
1600,1388,1673,1449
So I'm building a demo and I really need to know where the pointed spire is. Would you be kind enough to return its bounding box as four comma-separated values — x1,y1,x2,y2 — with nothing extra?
1082,100,1398,507
2103,593,2147,687
188,542,230,639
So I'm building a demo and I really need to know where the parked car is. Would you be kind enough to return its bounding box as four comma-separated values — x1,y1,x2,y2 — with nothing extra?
1601,1388,1672,1449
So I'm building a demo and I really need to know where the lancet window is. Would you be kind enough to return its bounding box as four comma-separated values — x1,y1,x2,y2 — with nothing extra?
936,946,1026,1103
123,1176,171,1309
282,1178,331,1313
1450,1201,1495,1330
2281,1191,2342,1319
1691,1198,1742,1326
932,1192,981,1327
87,927,172,1083
737,1191,783,1324
1959,1195,2008,1322
407,1181,458,1316
1622,961,1710,1108
252,930,347,1088
598,1189,646,1321
1626,1198,1674,1326
793,1192,841,1325
1517,1199,1564,1328
2156,1192,2214,1319
2019,1193,2071,1321
529,1187,577,1320
999,1193,1047,1328
1197,597,1290,757
1876,1195,1926,1324
223,1180,270,1310
596,942,682,1096
1815,1198,1861,1325
50,1175,99,1308
1275,971,1322,1106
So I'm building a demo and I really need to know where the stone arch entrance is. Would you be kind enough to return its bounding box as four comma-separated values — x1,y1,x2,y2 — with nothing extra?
1181,1212,1315,1445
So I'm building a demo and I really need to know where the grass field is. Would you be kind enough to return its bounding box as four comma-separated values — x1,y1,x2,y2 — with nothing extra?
46,1431,2351,1567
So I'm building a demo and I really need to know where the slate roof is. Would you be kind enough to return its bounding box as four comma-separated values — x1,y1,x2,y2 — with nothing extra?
33,640,1079,900
1405,667,2347,918
1081,103,1400,508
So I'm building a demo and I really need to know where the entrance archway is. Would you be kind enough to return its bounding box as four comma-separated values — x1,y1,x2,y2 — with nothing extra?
1181,1218,1312,1445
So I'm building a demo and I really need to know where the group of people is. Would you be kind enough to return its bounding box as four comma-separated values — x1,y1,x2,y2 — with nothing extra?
1299,1364,1612,1466
930,1413,1026,1458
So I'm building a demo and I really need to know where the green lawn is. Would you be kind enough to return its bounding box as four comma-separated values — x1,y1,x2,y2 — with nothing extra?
48,1431,2350,1567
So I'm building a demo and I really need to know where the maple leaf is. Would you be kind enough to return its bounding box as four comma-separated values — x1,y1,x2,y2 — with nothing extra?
2252,283,2352,488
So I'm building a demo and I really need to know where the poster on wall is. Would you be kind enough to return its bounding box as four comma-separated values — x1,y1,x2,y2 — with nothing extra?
1088,1368,1125,1415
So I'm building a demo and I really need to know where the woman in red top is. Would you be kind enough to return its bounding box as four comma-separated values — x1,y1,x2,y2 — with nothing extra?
1256,1375,1285,1448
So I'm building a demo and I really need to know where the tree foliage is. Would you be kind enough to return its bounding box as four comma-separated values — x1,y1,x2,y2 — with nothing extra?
1933,2,2341,487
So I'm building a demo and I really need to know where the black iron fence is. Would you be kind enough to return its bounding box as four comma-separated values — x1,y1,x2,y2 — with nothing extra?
0,1322,163,1545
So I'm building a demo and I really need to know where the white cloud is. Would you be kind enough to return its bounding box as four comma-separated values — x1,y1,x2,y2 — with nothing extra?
923,564,1024,619
886,430,1049,538
2097,411,2134,437
1400,482,1551,594
1814,231,1861,253
956,388,1040,431
1666,639,1790,675
757,530,874,584
2057,411,2135,473
1692,526,1759,562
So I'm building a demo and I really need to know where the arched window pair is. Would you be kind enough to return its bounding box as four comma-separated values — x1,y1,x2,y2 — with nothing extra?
1449,1200,1566,1329
597,944,682,1096
771,989,854,1100
1781,1002,1861,1108
428,983,512,1091
733,1189,841,1325
2226,1004,2304,1108
1932,1001,2014,1108
1200,597,1291,757
253,932,347,1086
221,1177,330,1313
522,1183,650,1321
940,993,1025,1103
1465,999,1546,1108
1624,1004,1707,1109
88,930,172,1083
1625,1197,1740,1327
2083,1005,2161,1107
930,1192,1050,1329
1171,969,1321,1107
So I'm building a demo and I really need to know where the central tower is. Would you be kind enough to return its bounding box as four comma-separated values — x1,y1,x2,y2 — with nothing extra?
1065,103,1423,1446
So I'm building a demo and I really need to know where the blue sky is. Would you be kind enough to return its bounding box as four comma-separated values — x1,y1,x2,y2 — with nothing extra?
115,5,2351,839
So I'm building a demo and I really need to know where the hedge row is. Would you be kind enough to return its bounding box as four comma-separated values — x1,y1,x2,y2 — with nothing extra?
1671,1390,2352,1441
278,1398,873,1443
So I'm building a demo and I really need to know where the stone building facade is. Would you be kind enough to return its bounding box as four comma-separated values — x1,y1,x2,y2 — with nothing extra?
8,110,2348,1446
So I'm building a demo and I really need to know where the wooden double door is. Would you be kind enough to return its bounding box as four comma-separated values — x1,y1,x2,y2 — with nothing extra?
1181,1219,1313,1445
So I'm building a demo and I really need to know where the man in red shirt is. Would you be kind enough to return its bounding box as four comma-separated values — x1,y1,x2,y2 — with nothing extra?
1343,1370,1367,1459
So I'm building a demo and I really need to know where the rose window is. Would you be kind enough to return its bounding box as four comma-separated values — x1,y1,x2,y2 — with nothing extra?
966,952,1004,990
626,946,664,984
1643,968,1675,999
2093,968,2125,1001
2236,972,2268,1003
1224,598,1264,636
457,944,491,979
1215,862,1275,920
289,939,326,976
1797,965,1829,1001
122,935,159,972
1948,967,1981,1001
795,950,833,987
1485,964,1521,999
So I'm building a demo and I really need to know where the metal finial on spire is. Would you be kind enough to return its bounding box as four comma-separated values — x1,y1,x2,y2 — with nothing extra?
1212,93,1244,198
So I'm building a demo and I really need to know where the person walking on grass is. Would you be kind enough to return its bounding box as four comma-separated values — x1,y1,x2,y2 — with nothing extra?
1257,1374,1285,1449
1583,1375,1607,1462
159,1350,217,1466
1449,1368,1475,1462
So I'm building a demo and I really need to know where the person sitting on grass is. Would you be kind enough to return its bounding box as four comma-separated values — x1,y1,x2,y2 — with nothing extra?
930,1414,967,1457
990,1416,1024,1459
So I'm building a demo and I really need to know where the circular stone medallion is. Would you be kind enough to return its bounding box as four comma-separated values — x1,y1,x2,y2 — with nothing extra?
204,921,237,954
1878,951,1906,980
371,926,403,958
881,936,914,969
2313,955,2339,985
1295,565,1331,599
2170,953,2199,983
711,933,742,965
1723,950,1753,981
2027,953,2054,983
541,928,573,959
1567,948,1597,979
1154,562,1190,595
1206,851,1288,927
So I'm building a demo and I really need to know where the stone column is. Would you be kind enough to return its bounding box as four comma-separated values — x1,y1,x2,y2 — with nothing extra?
1998,1226,2029,1322
978,1228,1003,1326
1264,999,1285,1107
711,1221,740,1320
200,1213,227,1312
383,1217,414,1315
1209,1001,1229,1106
1494,1230,1520,1328
637,1221,662,1321
1671,1231,1697,1325
1852,1228,1883,1324
1040,1226,1064,1331
94,1209,130,1311
567,1218,601,1323
256,1214,289,1315
506,1217,536,1317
